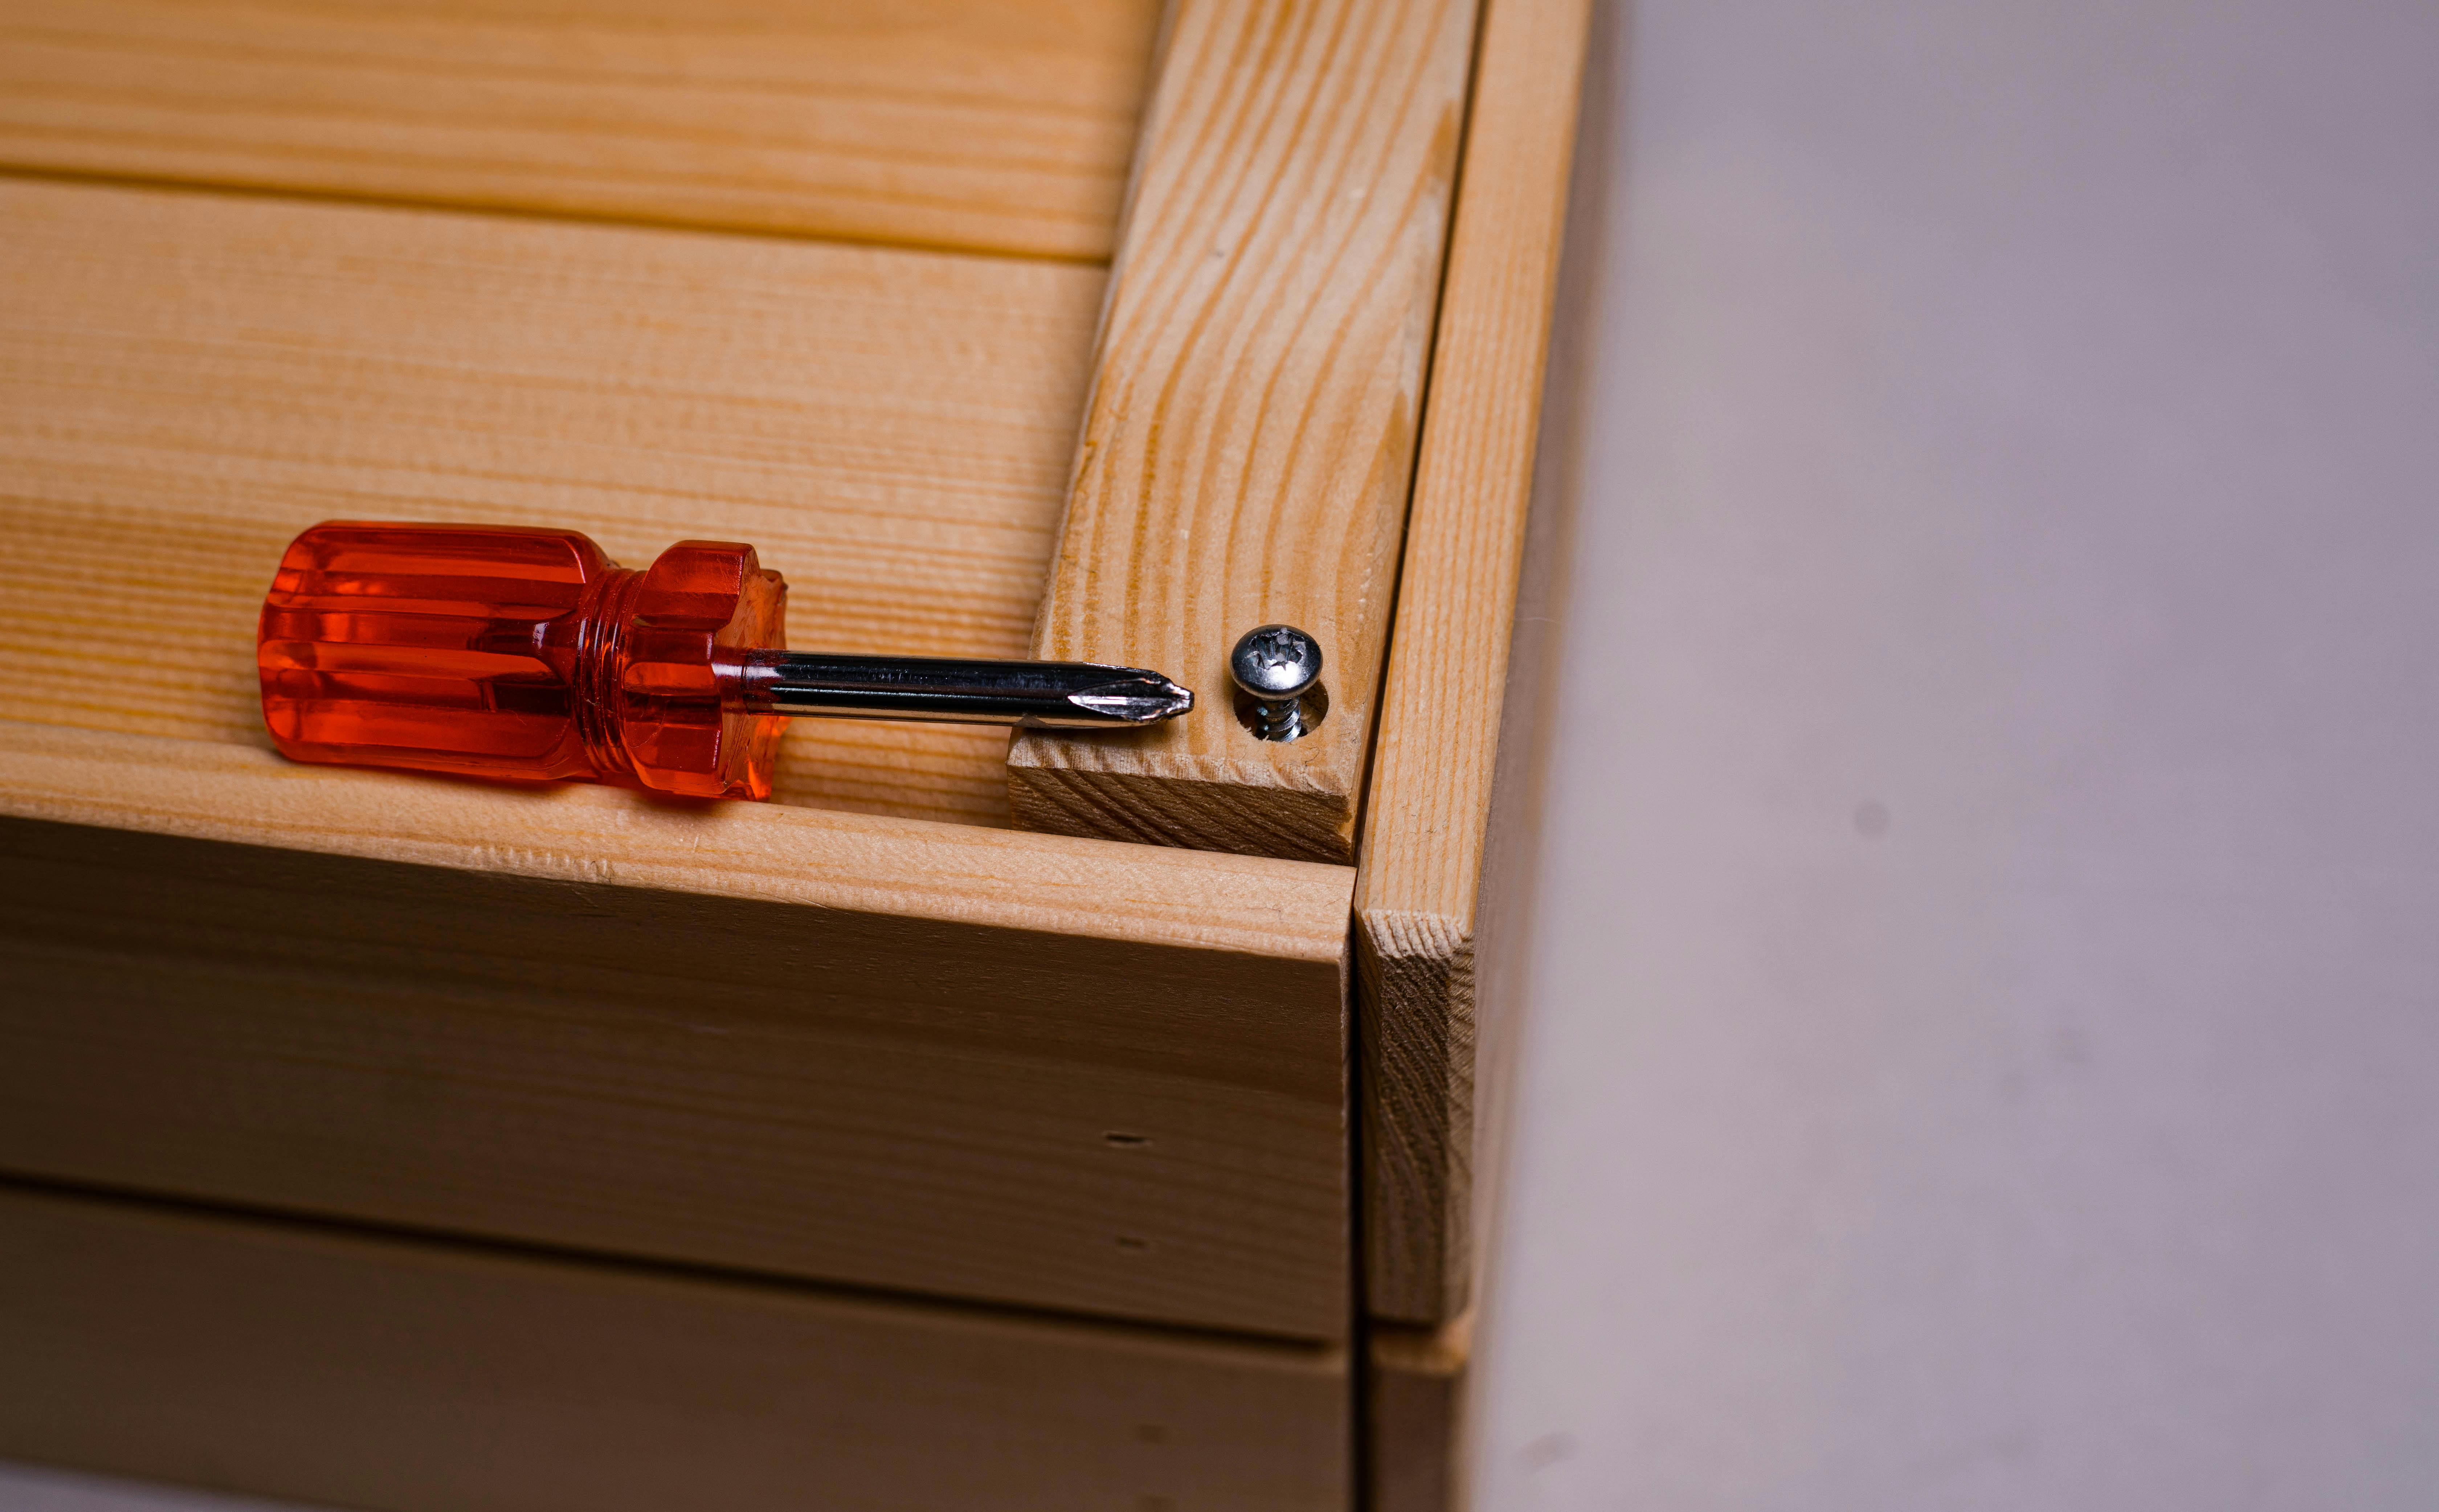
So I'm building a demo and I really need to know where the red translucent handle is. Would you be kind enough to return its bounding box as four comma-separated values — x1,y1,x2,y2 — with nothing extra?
257,521,789,799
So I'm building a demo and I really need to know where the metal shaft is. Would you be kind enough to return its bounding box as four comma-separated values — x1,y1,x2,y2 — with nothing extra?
733,650,1193,730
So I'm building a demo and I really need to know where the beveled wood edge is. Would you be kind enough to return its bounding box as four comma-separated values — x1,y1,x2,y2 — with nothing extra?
0,720,1351,964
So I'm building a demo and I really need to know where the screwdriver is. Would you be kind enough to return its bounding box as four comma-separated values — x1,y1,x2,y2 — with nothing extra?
256,520,1193,801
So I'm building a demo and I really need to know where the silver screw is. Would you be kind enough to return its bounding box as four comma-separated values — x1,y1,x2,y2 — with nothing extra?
1229,625,1324,741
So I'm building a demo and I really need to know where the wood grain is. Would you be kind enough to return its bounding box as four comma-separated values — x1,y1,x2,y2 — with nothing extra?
1354,0,1592,1321
0,1181,1349,1511
0,175,1101,828
0,721,1353,1340
0,0,1160,260
1006,0,1480,863
1369,1313,1473,1512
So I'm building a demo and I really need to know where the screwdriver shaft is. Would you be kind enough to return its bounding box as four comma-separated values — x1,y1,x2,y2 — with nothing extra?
733,650,1193,730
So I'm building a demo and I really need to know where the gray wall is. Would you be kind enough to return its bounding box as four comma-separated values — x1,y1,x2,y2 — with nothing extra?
1473,0,2439,1506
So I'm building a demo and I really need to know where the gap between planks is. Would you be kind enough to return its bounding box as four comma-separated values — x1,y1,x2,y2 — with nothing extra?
0,722,1357,1339
0,1177,1351,1512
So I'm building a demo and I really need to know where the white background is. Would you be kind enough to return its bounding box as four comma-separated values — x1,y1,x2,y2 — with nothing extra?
7,0,2437,1507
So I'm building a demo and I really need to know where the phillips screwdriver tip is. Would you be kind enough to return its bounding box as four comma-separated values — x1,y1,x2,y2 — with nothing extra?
736,651,1194,731
1067,672,1195,727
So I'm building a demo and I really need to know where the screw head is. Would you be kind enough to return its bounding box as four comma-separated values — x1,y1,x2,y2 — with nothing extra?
1230,625,1324,700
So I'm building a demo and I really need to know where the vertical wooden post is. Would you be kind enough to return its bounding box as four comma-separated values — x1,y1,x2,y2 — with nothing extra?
1356,0,1594,1324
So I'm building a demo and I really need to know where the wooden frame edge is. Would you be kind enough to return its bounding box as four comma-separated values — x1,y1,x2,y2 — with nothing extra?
0,720,1353,963
1352,0,1595,1325
1008,0,1486,864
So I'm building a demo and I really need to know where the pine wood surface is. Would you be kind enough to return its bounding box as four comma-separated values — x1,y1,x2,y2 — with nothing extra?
0,1181,1350,1512
1368,1313,1474,1512
1006,0,1480,864
1353,0,1592,1323
0,721,1353,1340
0,175,1102,828
0,0,1160,260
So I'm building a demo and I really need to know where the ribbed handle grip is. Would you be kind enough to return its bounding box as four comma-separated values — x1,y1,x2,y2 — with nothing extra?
257,521,789,799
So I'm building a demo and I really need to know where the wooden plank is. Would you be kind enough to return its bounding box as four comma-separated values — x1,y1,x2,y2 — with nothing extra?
1368,1315,1472,1512
0,722,1353,1340
0,0,1160,261
0,1181,1350,1511
1006,0,1481,864
0,174,1100,829
1353,0,1591,1322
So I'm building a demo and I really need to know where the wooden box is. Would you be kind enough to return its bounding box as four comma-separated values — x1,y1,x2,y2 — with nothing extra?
0,1,1589,1506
